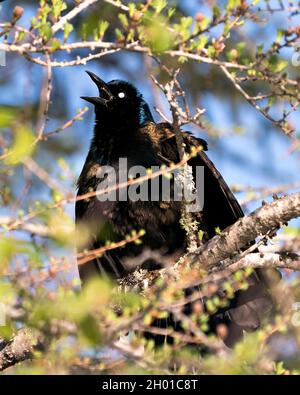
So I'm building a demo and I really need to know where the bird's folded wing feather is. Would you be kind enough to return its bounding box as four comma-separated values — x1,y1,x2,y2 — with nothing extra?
156,123,280,346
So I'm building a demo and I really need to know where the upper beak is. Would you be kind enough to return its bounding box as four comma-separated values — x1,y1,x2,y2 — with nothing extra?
80,70,113,106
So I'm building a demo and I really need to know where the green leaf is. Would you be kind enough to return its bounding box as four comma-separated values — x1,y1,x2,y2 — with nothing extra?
167,8,175,18
63,22,73,41
174,16,193,41
226,0,241,11
50,38,61,51
276,29,284,43
139,15,174,54
196,35,208,51
256,43,264,55
39,4,52,24
51,0,67,20
274,361,286,375
215,226,221,235
98,20,109,38
198,229,204,241
0,237,34,268
17,30,26,42
0,107,19,127
31,17,38,28
205,299,216,313
268,96,276,107
118,13,128,28
152,0,167,14
94,20,109,40
39,22,52,41
115,28,124,42
268,55,288,72
81,23,88,41
78,314,102,346
178,55,188,64
207,45,216,58
5,126,35,166
236,41,246,55
233,270,244,282
128,3,136,18
198,17,210,31
213,6,221,20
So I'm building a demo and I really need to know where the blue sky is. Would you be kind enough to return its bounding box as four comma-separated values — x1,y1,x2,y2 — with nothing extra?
1,0,299,220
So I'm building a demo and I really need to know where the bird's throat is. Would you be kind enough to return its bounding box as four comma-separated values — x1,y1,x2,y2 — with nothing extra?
91,119,141,162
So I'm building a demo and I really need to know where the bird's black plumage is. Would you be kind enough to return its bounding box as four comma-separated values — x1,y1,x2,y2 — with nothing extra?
76,71,279,347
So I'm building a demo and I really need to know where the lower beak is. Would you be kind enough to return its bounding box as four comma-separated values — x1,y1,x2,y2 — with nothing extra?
81,71,113,106
80,96,108,106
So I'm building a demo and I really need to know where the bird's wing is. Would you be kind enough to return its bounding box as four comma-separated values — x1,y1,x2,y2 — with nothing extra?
155,123,243,233
185,132,244,228
75,154,126,282
156,123,280,346
76,154,103,282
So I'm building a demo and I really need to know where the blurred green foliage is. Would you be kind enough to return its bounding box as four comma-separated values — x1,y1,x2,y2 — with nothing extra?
0,0,299,375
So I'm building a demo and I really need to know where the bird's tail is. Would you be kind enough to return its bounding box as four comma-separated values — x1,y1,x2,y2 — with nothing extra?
210,268,281,347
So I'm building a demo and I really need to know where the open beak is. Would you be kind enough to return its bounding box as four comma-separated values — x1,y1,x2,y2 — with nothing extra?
80,71,113,106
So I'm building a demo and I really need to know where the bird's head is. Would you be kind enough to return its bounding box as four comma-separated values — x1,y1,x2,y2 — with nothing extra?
81,71,154,127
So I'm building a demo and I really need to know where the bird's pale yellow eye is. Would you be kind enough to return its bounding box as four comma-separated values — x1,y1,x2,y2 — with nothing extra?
118,92,125,98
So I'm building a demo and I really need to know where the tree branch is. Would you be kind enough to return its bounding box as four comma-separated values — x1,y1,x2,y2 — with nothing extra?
0,328,42,372
202,252,300,284
51,0,100,35
187,192,300,272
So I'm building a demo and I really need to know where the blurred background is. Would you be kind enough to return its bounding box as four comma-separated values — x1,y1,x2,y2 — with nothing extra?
0,0,299,278
1,1,299,204
0,0,300,374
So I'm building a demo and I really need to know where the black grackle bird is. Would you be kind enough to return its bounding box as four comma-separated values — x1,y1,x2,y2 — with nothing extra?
76,71,279,347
